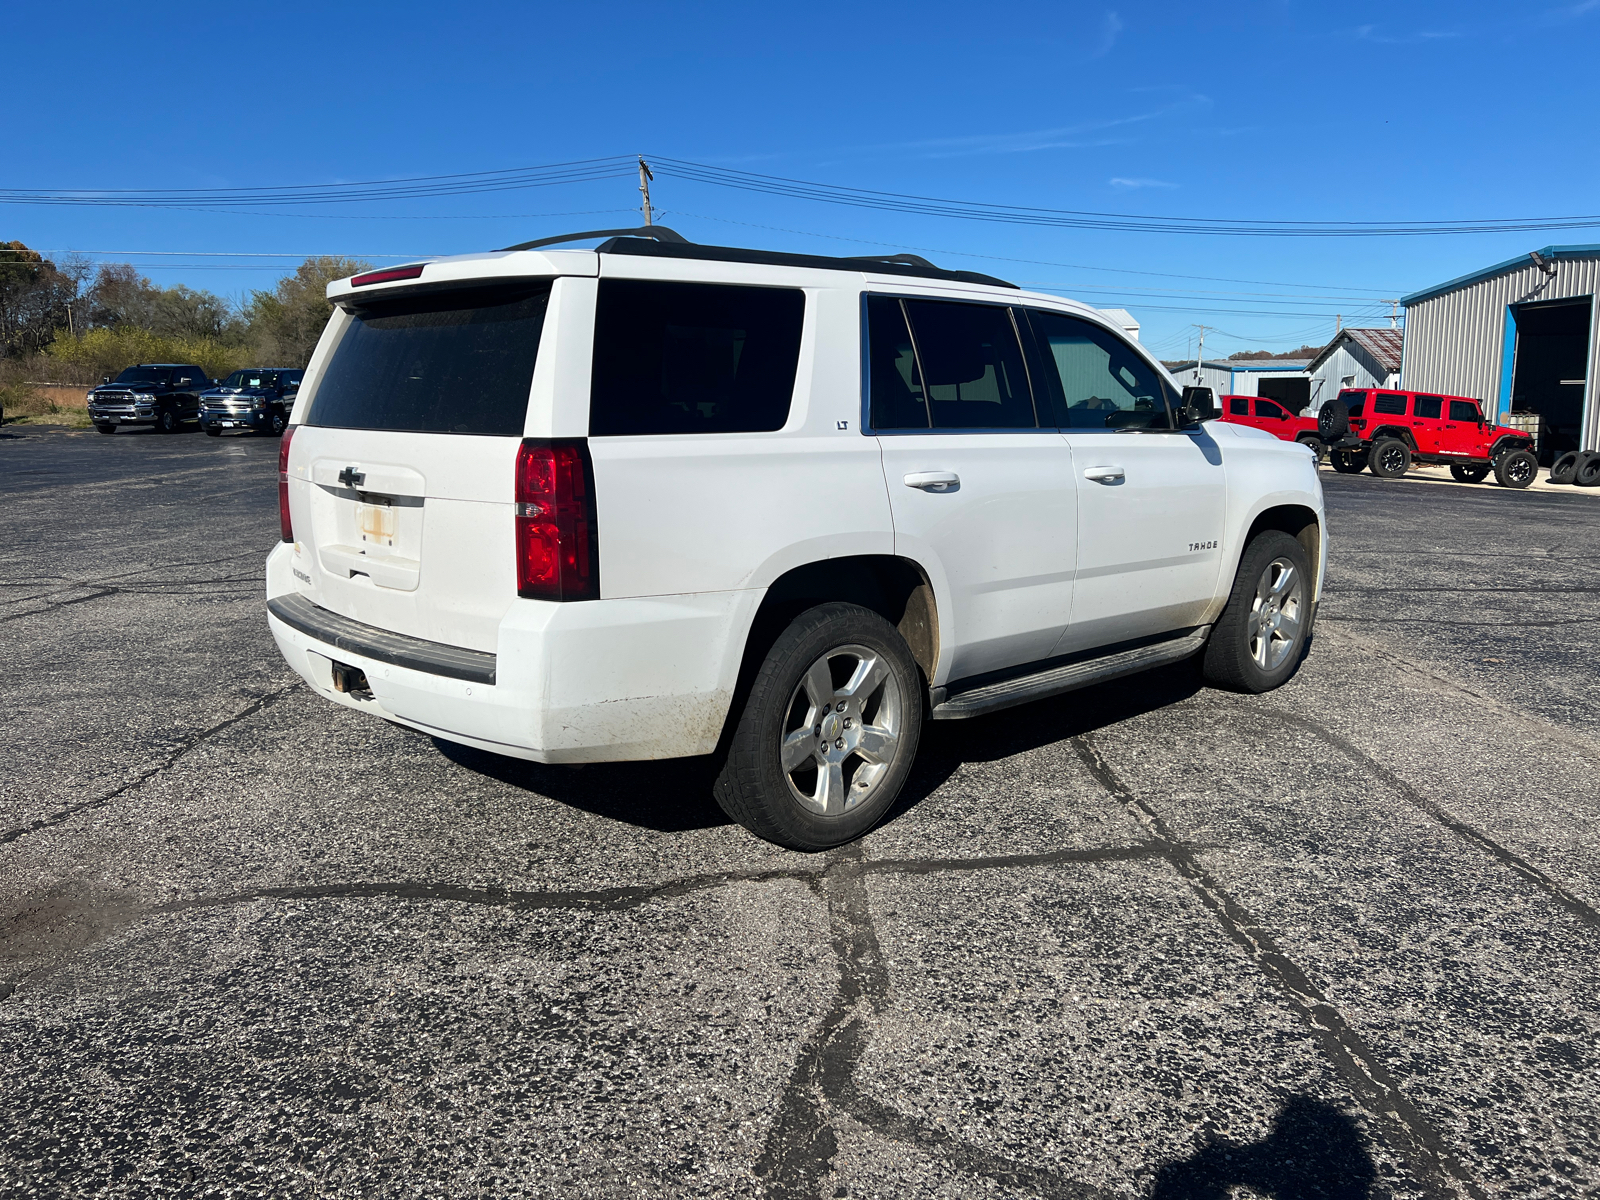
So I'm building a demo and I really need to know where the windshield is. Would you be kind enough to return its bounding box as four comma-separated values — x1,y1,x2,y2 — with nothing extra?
220,370,277,390
306,284,550,435
114,367,172,385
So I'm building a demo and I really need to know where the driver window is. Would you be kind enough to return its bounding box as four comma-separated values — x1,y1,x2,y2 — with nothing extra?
1023,309,1175,430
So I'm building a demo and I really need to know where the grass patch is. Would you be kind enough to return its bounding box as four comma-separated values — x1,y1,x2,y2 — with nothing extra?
1,382,93,428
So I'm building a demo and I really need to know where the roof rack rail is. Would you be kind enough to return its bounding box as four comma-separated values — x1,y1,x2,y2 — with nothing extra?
594,237,1016,289
500,226,688,252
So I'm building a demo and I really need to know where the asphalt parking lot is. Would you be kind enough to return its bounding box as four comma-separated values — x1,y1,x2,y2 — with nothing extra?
3,423,1598,1199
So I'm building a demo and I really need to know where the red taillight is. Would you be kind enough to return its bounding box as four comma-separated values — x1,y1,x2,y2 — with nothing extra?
514,438,598,601
349,264,426,287
278,426,296,542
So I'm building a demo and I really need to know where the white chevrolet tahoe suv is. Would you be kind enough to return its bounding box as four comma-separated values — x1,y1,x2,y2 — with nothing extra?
266,228,1325,850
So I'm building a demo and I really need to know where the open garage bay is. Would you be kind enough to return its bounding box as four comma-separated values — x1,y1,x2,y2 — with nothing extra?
3,425,1599,1198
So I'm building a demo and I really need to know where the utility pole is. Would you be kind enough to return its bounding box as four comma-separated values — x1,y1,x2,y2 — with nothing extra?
1336,313,1341,334
1193,324,1208,383
637,157,654,227
1389,299,1399,330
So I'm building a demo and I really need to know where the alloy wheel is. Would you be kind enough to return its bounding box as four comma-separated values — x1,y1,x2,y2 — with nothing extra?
779,643,904,817
1248,556,1304,671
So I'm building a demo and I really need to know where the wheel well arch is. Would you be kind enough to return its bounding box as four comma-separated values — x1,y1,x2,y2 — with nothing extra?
716,555,940,754
1244,505,1321,595
1369,425,1415,449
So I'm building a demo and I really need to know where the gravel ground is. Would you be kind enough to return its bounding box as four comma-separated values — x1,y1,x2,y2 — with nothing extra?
2,423,1598,1199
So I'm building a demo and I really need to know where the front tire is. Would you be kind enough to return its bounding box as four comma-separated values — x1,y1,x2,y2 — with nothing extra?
1495,448,1538,489
1202,530,1312,693
204,426,221,437
95,423,116,435
714,602,922,850
156,409,178,434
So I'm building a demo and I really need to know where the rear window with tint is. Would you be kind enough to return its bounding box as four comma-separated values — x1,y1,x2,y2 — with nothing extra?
1450,399,1483,422
1413,395,1443,419
589,280,804,436
1373,392,1407,415
306,284,550,435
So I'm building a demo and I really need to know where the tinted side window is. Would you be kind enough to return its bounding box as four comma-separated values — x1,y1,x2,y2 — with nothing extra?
866,296,928,430
1373,392,1407,415
1255,399,1286,419
1230,397,1249,416
590,280,803,436
900,300,1035,429
1413,395,1443,419
1025,310,1175,430
1449,399,1483,422
308,284,549,435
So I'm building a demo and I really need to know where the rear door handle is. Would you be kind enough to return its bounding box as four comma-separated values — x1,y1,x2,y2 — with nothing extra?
1083,465,1126,482
904,471,960,492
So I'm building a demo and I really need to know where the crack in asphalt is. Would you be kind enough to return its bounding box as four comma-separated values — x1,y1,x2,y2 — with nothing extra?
0,680,304,846
754,848,1110,1200
0,549,266,613
1261,706,1600,932
1070,733,1484,1200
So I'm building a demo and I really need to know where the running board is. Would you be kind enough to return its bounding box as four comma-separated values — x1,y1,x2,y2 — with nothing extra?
928,627,1210,720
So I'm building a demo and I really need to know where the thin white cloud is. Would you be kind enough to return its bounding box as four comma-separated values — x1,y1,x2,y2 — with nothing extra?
1109,177,1178,189
1543,0,1600,20
1351,23,1463,43
864,94,1210,159
1095,11,1124,57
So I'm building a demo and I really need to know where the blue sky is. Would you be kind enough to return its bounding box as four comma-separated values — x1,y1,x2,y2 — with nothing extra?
7,0,1600,360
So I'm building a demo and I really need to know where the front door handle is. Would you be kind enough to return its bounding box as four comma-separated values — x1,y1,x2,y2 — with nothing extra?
904,471,960,492
1083,465,1126,482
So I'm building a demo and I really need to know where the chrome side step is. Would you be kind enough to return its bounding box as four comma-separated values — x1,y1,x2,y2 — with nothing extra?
928,627,1210,721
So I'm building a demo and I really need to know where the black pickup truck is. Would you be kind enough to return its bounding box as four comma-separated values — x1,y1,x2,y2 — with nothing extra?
88,364,210,434
199,368,303,437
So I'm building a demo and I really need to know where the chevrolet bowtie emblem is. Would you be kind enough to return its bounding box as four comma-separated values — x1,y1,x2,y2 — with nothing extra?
338,467,366,488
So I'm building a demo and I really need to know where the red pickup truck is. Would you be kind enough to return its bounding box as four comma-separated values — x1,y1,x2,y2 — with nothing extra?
1316,388,1538,488
1215,394,1326,457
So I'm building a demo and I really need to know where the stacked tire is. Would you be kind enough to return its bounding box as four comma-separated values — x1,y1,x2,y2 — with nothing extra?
1551,449,1600,487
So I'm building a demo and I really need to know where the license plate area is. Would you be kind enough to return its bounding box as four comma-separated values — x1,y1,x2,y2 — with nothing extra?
357,499,397,549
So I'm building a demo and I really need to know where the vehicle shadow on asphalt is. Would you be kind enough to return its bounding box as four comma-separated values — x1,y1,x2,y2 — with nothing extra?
432,658,1214,837
1150,1094,1376,1198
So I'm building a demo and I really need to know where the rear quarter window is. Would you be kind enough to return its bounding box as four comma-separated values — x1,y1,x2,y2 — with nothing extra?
306,284,551,435
1373,393,1408,415
589,280,804,436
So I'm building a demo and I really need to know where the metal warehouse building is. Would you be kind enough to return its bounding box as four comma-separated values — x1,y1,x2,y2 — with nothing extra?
1403,245,1600,457
1304,327,1403,413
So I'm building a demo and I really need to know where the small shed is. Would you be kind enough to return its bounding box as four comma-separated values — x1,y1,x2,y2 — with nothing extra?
1098,308,1141,342
1304,328,1403,413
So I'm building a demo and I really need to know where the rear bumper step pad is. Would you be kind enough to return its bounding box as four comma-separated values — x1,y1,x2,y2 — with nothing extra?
267,593,496,685
929,627,1210,720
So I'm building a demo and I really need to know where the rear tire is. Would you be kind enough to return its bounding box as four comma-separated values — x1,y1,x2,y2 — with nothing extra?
1317,397,1349,441
1202,530,1312,694
1495,449,1538,489
1575,451,1600,487
1449,464,1491,483
1330,449,1366,474
1369,438,1411,478
713,602,923,850
1296,436,1326,462
1550,451,1582,484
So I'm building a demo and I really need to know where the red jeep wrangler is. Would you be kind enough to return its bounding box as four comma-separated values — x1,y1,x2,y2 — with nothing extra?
1217,394,1326,457
1317,388,1538,488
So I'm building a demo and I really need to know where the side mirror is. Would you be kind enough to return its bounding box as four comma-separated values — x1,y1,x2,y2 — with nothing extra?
1178,403,1206,428
102,375,111,384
